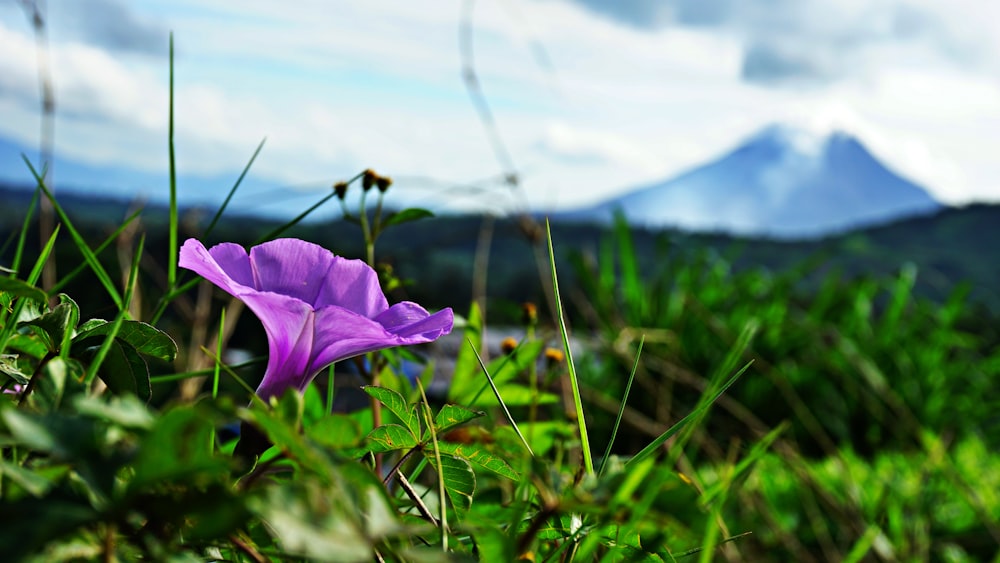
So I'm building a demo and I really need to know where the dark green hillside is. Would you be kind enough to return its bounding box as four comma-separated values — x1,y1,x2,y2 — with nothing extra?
2,182,999,318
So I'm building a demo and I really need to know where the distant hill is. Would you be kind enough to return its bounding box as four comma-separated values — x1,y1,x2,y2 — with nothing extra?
553,124,943,238
1,181,997,319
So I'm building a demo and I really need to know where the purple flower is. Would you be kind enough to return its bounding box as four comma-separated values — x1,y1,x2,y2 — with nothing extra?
179,238,453,400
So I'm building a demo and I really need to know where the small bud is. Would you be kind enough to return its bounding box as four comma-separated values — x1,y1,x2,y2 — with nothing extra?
376,175,392,193
521,302,538,326
544,347,564,366
500,336,518,355
362,169,377,191
333,181,348,200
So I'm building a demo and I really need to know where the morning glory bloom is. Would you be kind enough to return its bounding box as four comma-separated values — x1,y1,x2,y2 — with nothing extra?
179,238,453,400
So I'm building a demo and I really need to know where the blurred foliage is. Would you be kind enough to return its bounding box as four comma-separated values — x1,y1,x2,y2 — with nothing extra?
569,214,1000,560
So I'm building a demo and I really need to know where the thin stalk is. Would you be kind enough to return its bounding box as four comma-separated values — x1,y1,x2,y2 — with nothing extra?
417,379,448,551
167,33,178,292
325,363,336,414
470,339,533,456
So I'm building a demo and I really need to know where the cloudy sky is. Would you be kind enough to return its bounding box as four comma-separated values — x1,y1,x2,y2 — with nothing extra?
1,0,998,215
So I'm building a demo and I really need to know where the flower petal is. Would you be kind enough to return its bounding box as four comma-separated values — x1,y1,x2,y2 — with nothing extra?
238,291,316,400
306,305,454,376
247,239,389,317
376,303,454,339
178,239,256,296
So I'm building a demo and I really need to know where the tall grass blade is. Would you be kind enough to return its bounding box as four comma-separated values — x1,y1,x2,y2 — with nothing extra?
49,210,142,295
255,170,366,244
598,335,643,477
469,339,533,456
8,187,40,277
0,225,60,351
166,33,178,292
626,360,752,467
23,158,122,308
85,234,144,384
545,219,593,476
203,138,266,237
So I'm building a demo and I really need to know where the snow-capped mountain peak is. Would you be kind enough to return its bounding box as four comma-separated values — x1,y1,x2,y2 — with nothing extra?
553,123,942,238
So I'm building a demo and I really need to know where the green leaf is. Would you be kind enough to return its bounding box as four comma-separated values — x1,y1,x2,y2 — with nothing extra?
0,407,101,459
457,339,547,405
363,385,419,437
448,302,483,402
129,402,231,491
306,414,363,449
435,441,519,480
73,337,152,402
365,423,418,454
427,453,475,512
469,384,559,407
74,319,177,362
432,404,484,435
0,354,30,385
72,394,154,430
0,276,47,304
22,294,79,353
248,481,373,561
0,459,65,498
381,207,434,228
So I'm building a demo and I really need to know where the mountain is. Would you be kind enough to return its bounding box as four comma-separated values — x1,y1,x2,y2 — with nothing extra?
553,124,944,238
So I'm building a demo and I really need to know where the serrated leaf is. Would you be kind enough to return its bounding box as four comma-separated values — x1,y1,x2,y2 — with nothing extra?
435,441,519,480
381,207,434,228
0,276,48,304
74,320,177,361
365,423,418,453
363,386,419,437
432,404,484,436
427,453,475,512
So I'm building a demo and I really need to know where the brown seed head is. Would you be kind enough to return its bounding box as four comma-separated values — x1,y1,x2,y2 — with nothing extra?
500,336,518,355
521,302,538,326
376,175,393,193
333,181,349,200
362,168,377,191
544,347,564,366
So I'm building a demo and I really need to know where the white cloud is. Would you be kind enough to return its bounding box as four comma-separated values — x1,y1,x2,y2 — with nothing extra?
1,0,998,215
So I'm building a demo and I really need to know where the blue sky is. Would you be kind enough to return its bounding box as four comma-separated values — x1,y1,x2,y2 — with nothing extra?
1,0,998,215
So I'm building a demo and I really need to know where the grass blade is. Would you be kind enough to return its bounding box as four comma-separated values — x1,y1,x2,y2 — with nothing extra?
545,219,593,476
203,137,266,237
469,338,533,457
626,360,752,467
254,170,365,244
598,335,643,477
85,234,144,384
167,33,178,293
49,209,142,295
23,158,122,308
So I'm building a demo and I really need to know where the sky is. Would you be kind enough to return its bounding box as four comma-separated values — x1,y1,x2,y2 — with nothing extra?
1,0,998,216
